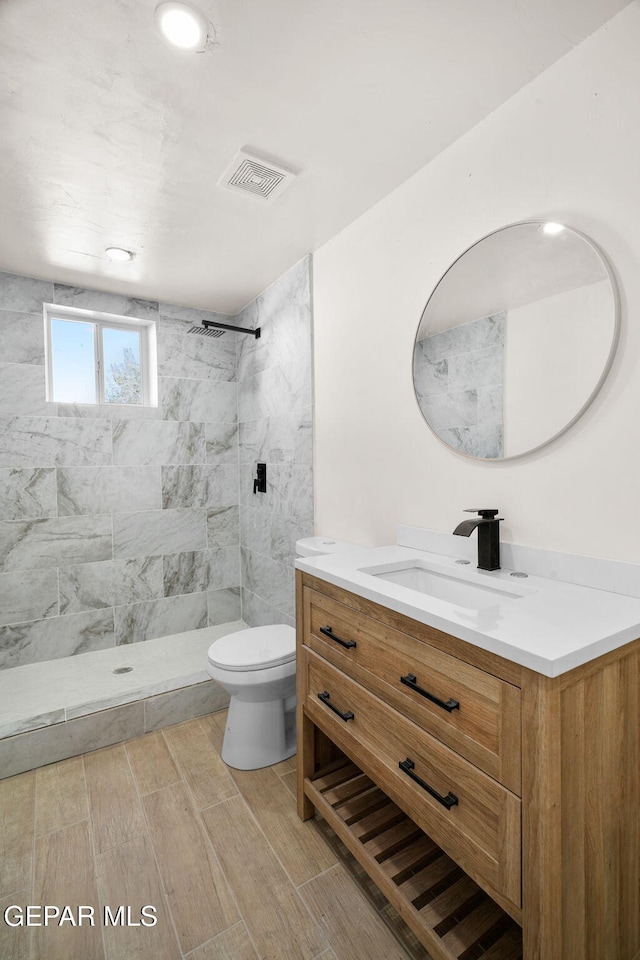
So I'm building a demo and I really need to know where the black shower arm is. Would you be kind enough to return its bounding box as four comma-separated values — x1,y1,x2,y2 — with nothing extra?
202,320,261,339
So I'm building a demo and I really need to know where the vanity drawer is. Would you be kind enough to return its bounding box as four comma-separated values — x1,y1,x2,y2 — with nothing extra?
302,648,521,910
303,586,522,794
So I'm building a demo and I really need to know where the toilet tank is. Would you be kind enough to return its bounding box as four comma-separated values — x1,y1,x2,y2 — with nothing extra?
295,536,361,557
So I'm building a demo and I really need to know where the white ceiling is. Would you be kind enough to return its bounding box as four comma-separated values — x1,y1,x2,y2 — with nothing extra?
418,223,610,336
0,0,631,314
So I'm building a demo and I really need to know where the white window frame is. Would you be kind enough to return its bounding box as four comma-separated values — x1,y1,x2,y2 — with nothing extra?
43,303,158,407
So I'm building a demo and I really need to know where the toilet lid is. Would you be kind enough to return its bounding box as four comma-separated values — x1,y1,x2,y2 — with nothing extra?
207,625,296,672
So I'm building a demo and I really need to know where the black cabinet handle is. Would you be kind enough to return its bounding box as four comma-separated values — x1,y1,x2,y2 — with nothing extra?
400,673,459,713
319,625,357,649
399,758,458,810
317,690,354,722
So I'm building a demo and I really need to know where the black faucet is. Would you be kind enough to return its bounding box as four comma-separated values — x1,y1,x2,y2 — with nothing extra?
453,509,503,571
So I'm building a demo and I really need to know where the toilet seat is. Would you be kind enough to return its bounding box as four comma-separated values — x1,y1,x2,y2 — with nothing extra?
208,625,296,672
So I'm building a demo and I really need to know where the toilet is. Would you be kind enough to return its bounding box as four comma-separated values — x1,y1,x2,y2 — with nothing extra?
207,536,358,770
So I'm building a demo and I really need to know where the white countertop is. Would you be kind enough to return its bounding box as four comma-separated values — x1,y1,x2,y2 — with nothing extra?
295,544,640,677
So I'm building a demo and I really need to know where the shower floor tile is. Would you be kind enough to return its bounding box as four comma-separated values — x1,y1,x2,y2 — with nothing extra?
0,621,246,739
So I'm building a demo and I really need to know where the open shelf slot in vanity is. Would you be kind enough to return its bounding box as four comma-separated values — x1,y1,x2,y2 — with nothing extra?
305,756,523,960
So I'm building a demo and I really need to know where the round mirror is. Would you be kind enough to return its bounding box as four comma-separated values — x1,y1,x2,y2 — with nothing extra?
413,221,619,460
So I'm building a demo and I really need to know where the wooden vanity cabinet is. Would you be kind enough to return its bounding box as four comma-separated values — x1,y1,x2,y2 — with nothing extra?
296,570,640,960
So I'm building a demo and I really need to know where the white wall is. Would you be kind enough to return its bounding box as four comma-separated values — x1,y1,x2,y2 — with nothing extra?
312,2,640,562
503,279,614,455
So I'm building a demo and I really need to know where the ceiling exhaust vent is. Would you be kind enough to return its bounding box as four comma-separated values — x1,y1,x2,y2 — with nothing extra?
218,150,297,202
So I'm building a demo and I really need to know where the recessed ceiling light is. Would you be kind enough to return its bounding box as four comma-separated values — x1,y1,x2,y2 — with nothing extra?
543,222,565,235
105,247,134,262
155,1,208,51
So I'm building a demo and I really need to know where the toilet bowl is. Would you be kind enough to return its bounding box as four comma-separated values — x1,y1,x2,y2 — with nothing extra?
207,535,359,770
207,625,297,770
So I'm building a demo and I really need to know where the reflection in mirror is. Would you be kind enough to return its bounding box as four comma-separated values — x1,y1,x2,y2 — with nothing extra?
413,222,619,460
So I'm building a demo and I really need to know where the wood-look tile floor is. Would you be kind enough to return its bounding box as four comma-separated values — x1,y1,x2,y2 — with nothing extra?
1,711,431,960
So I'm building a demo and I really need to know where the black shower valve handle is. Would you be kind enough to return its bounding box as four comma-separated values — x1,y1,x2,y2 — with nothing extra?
253,462,267,495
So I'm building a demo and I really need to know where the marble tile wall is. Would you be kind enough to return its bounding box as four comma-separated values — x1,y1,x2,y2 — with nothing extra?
236,256,314,626
413,313,505,459
0,272,243,670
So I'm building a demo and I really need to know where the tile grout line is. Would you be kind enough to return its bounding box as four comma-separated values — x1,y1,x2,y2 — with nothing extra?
80,753,108,960
166,771,260,959
209,763,331,949
193,794,263,960
296,850,420,960
159,721,221,813
301,825,426,960
122,735,186,958
193,714,303,959
296,860,342,891
181,920,255,960
33,812,92,842
155,721,254,956
29,769,37,960
287,786,423,960
124,753,182,799
181,718,240,811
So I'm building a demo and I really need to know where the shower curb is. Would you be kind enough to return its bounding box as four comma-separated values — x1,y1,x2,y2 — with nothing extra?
0,678,229,779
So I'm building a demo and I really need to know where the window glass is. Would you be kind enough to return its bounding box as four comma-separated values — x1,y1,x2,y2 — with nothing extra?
45,306,156,407
102,326,142,405
50,317,97,403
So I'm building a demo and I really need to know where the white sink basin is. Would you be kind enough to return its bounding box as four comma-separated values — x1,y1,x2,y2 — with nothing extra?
296,536,640,676
359,559,527,611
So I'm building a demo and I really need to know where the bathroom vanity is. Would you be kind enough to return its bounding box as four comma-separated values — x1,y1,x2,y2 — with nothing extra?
295,542,640,960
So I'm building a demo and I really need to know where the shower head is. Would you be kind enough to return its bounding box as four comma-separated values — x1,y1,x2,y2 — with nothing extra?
187,325,225,338
186,320,261,339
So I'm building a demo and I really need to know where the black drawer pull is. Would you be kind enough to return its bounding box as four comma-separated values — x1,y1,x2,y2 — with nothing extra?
400,673,459,713
320,625,357,649
399,758,459,810
317,690,354,722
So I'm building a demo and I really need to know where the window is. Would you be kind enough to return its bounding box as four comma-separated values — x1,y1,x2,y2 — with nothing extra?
44,304,157,406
